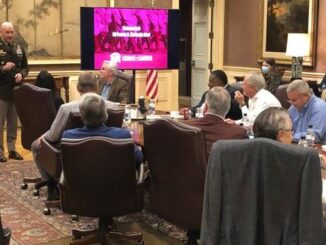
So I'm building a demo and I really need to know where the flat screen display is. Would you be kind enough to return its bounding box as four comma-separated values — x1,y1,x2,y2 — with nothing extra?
81,7,180,70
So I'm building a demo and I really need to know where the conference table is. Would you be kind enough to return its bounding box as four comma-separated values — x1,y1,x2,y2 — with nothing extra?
127,115,326,180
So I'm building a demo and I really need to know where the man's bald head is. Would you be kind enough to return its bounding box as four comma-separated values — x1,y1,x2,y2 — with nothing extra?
0,21,14,43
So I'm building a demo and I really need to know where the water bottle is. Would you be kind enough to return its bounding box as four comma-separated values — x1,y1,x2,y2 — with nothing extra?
242,113,250,127
242,113,253,138
148,98,156,115
306,125,315,146
298,136,308,147
124,105,131,122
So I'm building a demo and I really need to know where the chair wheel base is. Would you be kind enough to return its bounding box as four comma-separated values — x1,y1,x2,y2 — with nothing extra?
71,215,79,221
21,182,28,190
43,208,51,215
33,189,39,196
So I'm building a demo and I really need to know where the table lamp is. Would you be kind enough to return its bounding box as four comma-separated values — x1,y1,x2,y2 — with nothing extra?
285,33,310,80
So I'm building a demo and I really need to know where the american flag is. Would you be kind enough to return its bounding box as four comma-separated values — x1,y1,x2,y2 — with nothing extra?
146,70,158,101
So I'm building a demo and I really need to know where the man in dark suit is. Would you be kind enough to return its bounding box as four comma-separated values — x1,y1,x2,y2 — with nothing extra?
184,86,247,157
98,60,129,104
188,70,242,120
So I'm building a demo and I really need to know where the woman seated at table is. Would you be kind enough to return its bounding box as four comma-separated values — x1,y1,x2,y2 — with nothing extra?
252,107,292,144
261,58,283,95
35,70,64,111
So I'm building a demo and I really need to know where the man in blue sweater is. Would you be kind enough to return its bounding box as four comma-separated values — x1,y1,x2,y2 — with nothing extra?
62,93,143,165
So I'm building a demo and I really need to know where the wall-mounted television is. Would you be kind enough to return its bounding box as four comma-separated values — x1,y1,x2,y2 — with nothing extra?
81,7,180,70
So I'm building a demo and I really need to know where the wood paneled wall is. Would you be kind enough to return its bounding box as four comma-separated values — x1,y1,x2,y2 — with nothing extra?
224,0,326,74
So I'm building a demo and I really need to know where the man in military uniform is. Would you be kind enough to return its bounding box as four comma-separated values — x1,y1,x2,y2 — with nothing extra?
0,22,29,162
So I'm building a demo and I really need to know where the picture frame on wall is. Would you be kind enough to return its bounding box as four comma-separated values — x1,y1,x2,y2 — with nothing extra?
260,0,318,66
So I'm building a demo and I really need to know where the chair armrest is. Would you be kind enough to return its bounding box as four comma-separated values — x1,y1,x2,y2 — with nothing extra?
39,138,62,179
136,162,145,186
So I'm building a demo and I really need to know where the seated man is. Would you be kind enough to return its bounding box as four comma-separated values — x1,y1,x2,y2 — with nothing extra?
188,69,242,120
98,60,129,104
232,73,281,125
32,72,117,201
62,93,143,166
286,79,326,144
253,107,293,144
183,87,247,157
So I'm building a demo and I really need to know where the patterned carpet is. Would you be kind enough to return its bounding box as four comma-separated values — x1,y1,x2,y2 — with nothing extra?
0,160,186,244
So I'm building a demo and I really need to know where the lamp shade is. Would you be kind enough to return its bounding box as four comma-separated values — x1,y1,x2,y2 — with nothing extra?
285,33,310,57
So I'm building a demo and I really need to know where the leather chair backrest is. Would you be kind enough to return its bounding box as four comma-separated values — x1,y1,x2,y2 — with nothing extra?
14,83,57,150
230,81,243,94
307,80,321,97
117,70,135,103
59,136,142,218
275,84,291,109
143,119,207,229
65,109,125,130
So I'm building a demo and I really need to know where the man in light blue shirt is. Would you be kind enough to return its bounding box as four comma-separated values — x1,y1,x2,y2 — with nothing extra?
287,79,326,144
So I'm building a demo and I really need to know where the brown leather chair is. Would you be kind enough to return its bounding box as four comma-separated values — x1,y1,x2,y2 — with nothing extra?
230,82,249,106
39,108,125,214
275,83,291,109
143,119,207,244
307,80,321,97
13,83,57,192
65,108,125,130
59,136,144,244
14,83,56,150
117,70,135,104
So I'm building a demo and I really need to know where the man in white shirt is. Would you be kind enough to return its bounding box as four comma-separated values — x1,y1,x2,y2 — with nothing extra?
232,73,281,125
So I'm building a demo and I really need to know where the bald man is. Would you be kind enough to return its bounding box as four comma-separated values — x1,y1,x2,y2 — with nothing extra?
0,22,29,162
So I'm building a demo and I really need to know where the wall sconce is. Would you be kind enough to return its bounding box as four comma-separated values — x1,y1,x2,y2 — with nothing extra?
285,33,310,80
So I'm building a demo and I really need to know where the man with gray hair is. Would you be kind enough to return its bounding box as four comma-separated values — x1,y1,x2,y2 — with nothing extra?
31,72,117,201
184,87,247,157
62,93,143,165
233,73,281,124
287,79,326,144
98,60,129,104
